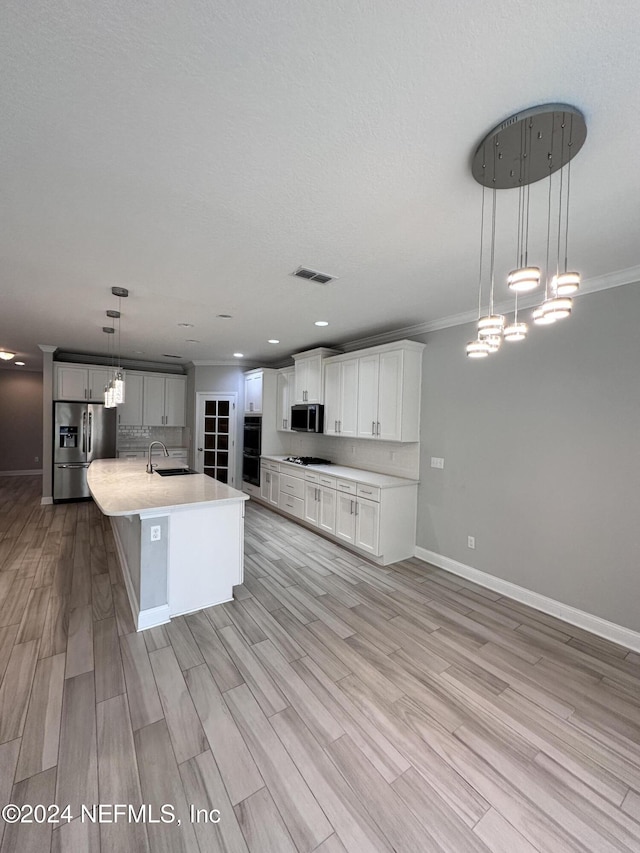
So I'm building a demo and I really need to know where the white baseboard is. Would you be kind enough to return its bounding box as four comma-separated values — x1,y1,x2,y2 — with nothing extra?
137,604,171,631
41,496,53,505
414,546,640,654
0,469,42,477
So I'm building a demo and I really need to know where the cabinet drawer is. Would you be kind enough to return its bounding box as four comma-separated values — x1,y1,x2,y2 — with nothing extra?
168,449,188,459
304,471,319,483
280,474,305,499
281,464,304,479
356,484,381,502
318,474,336,489
279,493,304,519
118,451,145,459
336,479,357,496
262,460,280,472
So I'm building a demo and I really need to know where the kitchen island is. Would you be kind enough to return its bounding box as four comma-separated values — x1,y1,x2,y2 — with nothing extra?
88,458,248,630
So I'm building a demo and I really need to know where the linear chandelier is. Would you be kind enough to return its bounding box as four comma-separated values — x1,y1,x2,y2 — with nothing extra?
466,104,587,359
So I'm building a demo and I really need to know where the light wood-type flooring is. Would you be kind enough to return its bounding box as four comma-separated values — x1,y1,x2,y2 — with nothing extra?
1,475,640,852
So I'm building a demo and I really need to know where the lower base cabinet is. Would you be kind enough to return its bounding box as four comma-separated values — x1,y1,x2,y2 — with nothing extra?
256,459,417,565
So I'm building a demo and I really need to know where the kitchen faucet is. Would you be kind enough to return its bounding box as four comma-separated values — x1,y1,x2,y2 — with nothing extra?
147,441,169,473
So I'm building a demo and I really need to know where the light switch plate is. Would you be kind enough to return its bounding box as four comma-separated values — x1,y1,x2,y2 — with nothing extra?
431,457,445,469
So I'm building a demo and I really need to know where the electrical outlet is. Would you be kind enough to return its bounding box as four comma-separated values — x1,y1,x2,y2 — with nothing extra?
467,535,475,549
150,525,161,542
431,457,445,469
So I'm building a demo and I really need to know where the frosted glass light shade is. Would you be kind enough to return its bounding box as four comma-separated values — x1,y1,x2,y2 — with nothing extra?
507,267,541,293
503,321,528,341
543,295,572,321
553,272,580,296
113,373,125,405
477,314,505,337
485,334,502,353
533,302,556,325
466,339,490,358
0,351,15,361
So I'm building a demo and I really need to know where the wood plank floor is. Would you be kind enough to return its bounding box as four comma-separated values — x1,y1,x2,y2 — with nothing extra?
1,474,639,852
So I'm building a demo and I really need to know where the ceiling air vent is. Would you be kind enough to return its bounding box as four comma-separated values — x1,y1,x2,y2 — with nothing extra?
291,266,337,285
162,354,183,359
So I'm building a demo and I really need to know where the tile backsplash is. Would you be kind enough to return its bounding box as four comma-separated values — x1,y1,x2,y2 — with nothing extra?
282,433,420,480
117,425,190,450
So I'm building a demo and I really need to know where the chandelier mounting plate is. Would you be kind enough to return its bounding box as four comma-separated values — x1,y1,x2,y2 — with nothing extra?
472,103,587,189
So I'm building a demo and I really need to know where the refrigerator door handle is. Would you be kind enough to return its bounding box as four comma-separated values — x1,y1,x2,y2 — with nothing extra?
88,412,92,454
82,411,87,453
57,464,89,469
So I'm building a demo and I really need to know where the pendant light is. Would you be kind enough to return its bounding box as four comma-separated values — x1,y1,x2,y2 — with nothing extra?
477,142,505,346
102,327,116,407
466,175,490,358
109,287,128,405
468,104,586,358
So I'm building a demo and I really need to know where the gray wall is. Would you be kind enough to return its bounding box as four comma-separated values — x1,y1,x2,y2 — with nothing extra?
0,370,43,473
415,284,640,633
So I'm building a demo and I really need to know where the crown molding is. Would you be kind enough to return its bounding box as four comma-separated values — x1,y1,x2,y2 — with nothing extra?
191,359,260,368
38,344,58,353
340,264,640,350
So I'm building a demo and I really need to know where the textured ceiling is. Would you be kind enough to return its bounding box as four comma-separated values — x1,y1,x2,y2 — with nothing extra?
2,0,640,369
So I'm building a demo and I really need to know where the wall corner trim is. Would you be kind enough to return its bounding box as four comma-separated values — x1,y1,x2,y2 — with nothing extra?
40,496,53,506
414,546,640,654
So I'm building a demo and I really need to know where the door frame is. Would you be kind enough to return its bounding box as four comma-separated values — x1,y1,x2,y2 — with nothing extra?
194,392,238,486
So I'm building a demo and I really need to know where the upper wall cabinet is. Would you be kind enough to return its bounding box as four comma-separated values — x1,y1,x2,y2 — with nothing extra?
244,370,263,414
356,343,423,441
292,347,340,404
276,367,295,431
116,371,144,426
323,340,424,443
55,364,112,402
324,357,359,437
143,374,186,426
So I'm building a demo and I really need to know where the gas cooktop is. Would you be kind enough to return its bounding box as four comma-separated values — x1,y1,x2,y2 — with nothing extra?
283,456,332,466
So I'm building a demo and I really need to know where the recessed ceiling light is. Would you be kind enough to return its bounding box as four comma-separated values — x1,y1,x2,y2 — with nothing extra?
0,351,15,360
132,350,145,354
268,339,280,344
314,321,329,327
217,314,233,319
15,361,25,366
178,322,194,328
233,352,244,358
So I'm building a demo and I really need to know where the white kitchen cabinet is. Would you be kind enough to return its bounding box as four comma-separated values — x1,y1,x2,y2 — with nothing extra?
260,463,280,507
354,495,380,555
335,492,357,545
142,374,187,427
164,376,186,426
292,348,339,404
324,357,359,437
276,367,295,431
244,371,263,414
356,343,423,442
304,482,336,532
116,372,144,426
55,364,112,401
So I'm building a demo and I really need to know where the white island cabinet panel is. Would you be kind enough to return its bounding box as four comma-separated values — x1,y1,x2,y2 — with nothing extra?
88,459,247,630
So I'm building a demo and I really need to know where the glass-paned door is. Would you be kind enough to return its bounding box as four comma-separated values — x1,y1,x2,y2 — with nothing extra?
196,394,237,485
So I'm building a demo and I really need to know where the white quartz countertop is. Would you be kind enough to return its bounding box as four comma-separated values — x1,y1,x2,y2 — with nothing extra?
88,458,248,517
261,456,418,488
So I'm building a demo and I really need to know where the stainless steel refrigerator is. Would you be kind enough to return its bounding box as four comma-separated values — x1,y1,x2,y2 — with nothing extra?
53,402,117,501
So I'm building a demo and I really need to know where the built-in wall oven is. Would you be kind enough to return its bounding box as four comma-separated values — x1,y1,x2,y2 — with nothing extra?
242,416,262,486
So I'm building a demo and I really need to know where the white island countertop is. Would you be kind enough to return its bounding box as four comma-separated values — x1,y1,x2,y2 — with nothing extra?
88,458,248,516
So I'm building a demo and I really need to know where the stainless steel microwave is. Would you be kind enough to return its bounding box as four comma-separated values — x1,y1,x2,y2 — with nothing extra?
290,404,324,433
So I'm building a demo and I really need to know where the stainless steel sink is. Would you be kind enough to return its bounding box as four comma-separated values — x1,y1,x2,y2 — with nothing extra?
154,468,198,476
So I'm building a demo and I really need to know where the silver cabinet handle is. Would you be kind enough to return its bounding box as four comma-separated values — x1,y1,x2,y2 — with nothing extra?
82,411,87,453
355,502,359,516
372,420,375,435
350,500,354,515
377,421,380,436
84,388,88,399
338,420,341,433
334,420,337,432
